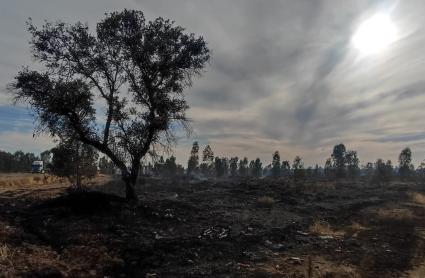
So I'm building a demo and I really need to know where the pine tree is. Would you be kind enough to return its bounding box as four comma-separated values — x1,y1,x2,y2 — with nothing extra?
345,150,359,179
373,158,392,184
324,158,333,179
281,160,290,177
248,160,255,176
398,147,414,179
163,156,178,177
239,157,248,177
292,156,305,183
271,151,281,177
187,141,200,176
200,144,214,176
332,144,346,178
253,158,262,178
229,157,239,177
215,157,229,177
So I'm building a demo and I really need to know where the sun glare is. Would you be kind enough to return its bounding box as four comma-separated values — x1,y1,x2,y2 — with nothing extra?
352,13,397,55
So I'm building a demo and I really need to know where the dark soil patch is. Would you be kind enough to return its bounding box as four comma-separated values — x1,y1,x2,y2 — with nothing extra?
33,190,127,215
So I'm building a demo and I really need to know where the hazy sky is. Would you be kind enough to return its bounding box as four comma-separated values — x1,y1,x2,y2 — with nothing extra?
1,0,425,166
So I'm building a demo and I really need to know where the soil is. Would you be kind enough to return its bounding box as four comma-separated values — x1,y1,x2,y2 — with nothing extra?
1,175,425,277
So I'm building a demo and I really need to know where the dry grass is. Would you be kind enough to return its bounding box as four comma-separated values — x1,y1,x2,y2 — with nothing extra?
407,260,425,278
256,255,360,278
309,220,345,237
375,207,414,220
409,192,425,205
350,221,367,231
257,196,276,208
348,221,369,238
0,174,66,188
309,221,333,235
0,244,12,264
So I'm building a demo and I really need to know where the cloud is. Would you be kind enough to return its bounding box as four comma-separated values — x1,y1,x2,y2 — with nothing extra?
0,131,54,155
0,105,34,132
1,0,425,166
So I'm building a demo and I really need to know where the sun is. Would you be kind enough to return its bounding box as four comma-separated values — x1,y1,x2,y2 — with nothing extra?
352,13,397,55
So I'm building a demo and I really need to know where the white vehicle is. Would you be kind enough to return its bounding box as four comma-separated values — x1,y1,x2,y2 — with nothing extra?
31,160,44,173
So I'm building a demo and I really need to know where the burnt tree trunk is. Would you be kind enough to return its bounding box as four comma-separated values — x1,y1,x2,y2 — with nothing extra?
124,179,138,201
122,159,141,202
122,169,138,202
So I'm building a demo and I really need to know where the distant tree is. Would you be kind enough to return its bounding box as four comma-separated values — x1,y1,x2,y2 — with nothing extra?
214,157,228,177
253,158,262,178
372,158,392,185
202,145,214,165
222,158,229,177
199,163,208,176
214,157,221,177
292,156,305,183
13,151,25,171
163,156,178,177
9,10,210,201
248,160,255,177
417,160,425,181
271,151,281,178
40,150,51,165
345,150,360,179
51,139,98,188
263,164,272,177
0,151,15,172
363,162,374,178
239,157,248,177
305,167,313,179
154,156,165,176
313,164,320,179
281,160,291,177
398,147,414,179
324,158,333,179
331,144,346,178
13,151,39,172
229,157,238,177
385,160,394,181
99,156,115,175
176,164,185,176
0,150,42,173
187,142,200,176
200,145,214,176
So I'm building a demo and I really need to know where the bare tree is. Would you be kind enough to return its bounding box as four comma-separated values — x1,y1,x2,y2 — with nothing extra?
9,10,210,201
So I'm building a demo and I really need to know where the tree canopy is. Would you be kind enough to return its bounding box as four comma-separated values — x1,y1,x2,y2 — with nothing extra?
10,10,210,200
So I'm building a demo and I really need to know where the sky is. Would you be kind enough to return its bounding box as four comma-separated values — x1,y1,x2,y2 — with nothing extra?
1,0,425,167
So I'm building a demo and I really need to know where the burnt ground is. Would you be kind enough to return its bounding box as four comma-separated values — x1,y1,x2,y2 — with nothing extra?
1,177,425,277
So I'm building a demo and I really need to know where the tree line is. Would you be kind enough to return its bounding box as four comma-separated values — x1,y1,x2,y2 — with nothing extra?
0,149,50,173
151,141,423,183
1,141,424,188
